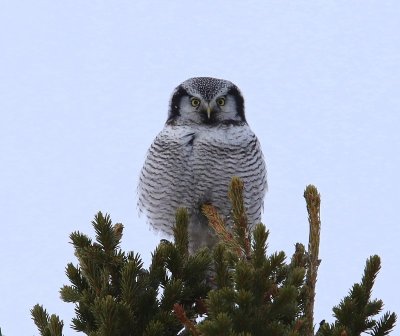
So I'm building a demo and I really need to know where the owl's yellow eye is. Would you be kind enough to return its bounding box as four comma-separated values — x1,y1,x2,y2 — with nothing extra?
191,98,200,107
216,97,225,106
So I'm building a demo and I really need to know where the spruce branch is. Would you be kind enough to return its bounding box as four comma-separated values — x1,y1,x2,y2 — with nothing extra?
371,311,397,336
199,178,308,335
31,304,50,335
143,320,165,336
212,243,236,288
251,224,269,268
361,255,381,300
93,211,121,253
120,253,145,305
316,256,398,336
31,304,63,336
228,176,251,258
304,185,321,335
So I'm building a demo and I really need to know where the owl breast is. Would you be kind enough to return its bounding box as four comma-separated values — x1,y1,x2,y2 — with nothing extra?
138,123,267,244
189,124,267,227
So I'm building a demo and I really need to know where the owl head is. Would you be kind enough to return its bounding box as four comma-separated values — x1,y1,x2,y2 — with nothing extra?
167,77,246,126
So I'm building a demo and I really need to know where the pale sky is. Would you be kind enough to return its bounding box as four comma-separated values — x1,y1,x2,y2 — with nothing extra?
1,1,399,335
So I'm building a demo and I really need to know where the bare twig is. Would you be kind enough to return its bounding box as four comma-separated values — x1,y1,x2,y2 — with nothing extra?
173,303,200,336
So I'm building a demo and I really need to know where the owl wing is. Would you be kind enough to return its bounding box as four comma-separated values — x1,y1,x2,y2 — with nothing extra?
236,129,268,226
138,126,194,236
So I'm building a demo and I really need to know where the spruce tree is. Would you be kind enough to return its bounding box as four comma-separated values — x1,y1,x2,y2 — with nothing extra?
31,178,396,336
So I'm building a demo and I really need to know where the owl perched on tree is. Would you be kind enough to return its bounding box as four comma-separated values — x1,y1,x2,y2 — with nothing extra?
138,77,267,253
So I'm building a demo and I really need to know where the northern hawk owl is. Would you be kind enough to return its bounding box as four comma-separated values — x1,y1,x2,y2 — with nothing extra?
138,77,267,252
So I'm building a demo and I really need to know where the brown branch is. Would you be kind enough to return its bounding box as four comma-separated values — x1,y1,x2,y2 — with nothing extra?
173,303,200,336
202,204,242,256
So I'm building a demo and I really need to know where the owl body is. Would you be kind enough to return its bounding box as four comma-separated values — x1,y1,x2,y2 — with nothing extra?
138,77,267,252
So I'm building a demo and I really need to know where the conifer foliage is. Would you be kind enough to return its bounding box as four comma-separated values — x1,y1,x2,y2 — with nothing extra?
33,210,211,336
32,178,396,336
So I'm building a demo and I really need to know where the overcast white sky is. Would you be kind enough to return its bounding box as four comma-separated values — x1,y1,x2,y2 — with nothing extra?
1,1,399,335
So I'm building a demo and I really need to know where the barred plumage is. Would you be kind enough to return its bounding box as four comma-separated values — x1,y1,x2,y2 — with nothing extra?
138,77,267,252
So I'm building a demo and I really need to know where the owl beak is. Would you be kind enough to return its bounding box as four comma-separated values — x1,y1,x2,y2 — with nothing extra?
206,105,212,119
